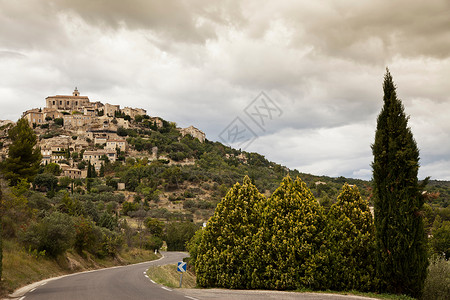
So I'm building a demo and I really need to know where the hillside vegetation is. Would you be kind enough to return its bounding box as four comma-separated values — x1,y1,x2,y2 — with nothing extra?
0,104,448,296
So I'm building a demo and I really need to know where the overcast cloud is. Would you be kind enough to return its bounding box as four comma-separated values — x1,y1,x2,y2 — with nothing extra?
0,0,449,180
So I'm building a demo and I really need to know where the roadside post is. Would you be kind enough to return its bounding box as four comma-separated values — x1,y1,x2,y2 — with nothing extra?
177,261,187,288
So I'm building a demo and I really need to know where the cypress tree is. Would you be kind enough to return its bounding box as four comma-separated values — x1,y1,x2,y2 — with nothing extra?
87,161,92,178
0,118,42,185
372,69,428,298
325,183,376,291
195,176,266,289
99,164,105,177
0,184,2,281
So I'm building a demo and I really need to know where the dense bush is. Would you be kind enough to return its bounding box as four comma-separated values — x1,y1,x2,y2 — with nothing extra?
19,212,75,257
97,227,123,258
196,176,266,288
323,184,377,291
193,177,379,292
430,218,450,259
421,256,450,300
165,221,198,251
122,202,139,216
144,236,163,251
73,216,102,254
33,173,58,192
252,176,326,290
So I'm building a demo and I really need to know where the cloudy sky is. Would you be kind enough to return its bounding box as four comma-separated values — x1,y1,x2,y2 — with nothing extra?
1,0,449,180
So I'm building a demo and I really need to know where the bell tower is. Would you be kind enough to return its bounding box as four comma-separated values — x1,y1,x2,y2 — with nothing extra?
73,87,80,97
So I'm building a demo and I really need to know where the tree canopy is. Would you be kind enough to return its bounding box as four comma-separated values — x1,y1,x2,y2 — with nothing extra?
1,118,42,186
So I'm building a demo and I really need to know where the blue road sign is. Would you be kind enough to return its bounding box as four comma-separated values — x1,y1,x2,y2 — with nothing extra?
177,261,187,272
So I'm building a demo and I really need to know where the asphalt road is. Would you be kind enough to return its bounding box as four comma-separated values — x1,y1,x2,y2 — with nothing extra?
11,251,189,300
11,251,378,300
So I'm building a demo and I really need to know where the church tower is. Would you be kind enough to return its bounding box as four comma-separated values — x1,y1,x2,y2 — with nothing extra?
73,87,80,97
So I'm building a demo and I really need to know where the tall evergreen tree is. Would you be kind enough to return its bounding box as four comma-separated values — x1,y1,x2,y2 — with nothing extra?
0,183,3,281
195,176,266,288
372,69,428,298
87,161,92,178
0,118,42,186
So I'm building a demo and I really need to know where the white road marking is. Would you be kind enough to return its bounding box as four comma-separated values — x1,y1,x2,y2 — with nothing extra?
19,297,26,300
144,275,149,278
185,296,199,300
29,288,36,292
40,282,47,286
161,286,172,292
150,279,156,284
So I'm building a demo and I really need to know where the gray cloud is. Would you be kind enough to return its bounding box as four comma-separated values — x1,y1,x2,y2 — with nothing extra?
51,0,246,44
0,0,448,180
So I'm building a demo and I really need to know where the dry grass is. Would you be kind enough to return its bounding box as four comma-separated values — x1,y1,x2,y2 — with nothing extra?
146,264,196,288
1,239,67,295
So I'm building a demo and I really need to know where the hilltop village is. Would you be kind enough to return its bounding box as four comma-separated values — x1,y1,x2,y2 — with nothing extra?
3,88,205,181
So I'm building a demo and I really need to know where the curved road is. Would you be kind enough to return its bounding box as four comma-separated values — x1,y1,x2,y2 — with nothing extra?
11,251,377,300
12,251,188,300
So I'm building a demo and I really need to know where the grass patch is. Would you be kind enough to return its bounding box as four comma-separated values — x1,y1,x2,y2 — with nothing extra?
333,291,415,300
1,239,67,295
146,264,196,288
294,288,415,300
0,239,160,296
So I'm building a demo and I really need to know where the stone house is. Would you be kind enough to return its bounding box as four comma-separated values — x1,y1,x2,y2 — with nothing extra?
83,149,117,170
63,114,93,129
63,167,86,179
179,125,206,143
41,146,52,165
94,136,108,145
83,106,96,116
106,139,128,152
23,109,44,125
123,107,147,119
43,108,63,119
104,103,120,117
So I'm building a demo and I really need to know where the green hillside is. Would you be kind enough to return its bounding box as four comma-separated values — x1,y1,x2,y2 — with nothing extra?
0,112,448,295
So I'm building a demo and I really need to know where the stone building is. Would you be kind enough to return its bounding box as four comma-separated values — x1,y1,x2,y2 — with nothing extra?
23,109,44,125
106,139,128,152
46,88,90,111
83,149,117,170
123,107,147,119
94,136,108,145
179,125,206,143
40,144,67,164
63,168,84,179
104,103,120,117
149,117,163,128
41,146,52,165
63,114,93,129
83,106,96,116
43,107,63,119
